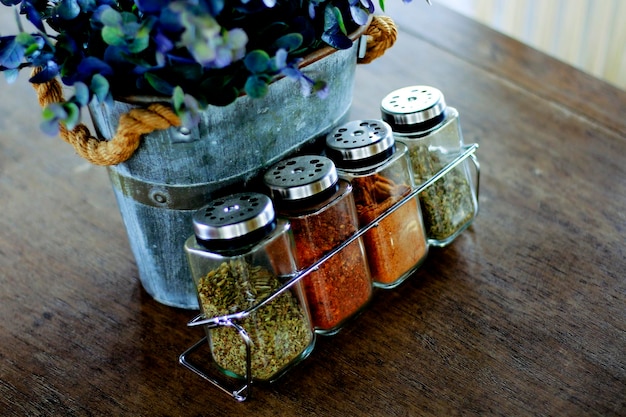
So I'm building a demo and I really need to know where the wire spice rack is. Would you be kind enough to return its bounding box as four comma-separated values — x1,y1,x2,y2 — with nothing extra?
179,143,480,402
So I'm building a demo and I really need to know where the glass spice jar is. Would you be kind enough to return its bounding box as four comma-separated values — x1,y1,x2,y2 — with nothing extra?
184,192,315,382
325,119,428,289
263,155,373,335
381,85,478,246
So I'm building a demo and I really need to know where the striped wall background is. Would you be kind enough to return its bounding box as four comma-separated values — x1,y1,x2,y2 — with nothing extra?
434,0,626,90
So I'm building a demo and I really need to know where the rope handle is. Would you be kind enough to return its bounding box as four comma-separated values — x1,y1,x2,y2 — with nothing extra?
357,15,398,64
33,15,398,166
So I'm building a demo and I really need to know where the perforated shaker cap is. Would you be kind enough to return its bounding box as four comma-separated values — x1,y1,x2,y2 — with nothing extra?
325,120,395,167
263,155,338,201
192,192,275,242
380,85,447,132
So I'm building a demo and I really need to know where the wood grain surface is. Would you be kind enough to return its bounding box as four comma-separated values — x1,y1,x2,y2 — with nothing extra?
1,3,624,416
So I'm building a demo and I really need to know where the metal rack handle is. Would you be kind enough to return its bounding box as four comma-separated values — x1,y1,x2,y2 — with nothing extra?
179,320,253,402
469,152,481,214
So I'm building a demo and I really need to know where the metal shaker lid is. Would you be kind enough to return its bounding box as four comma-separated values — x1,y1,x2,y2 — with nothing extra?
325,119,395,166
193,192,275,242
380,86,446,132
263,155,338,201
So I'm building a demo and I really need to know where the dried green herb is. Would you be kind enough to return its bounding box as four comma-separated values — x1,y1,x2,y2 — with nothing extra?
197,260,313,381
409,144,476,242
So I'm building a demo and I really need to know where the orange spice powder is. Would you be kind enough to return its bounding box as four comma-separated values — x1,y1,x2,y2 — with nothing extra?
352,175,427,286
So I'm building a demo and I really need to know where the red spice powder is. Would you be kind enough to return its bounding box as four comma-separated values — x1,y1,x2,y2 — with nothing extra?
288,190,372,333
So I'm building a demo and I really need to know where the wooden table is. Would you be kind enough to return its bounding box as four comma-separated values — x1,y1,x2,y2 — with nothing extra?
1,3,624,416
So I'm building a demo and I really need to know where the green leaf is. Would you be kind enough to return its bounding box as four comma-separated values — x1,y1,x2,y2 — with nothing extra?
23,42,40,56
0,38,24,69
102,26,125,47
15,32,34,46
45,103,69,119
40,119,60,136
324,5,347,35
73,82,90,106
90,74,110,102
42,105,61,122
128,33,150,53
274,33,303,52
2,69,19,83
64,102,80,129
120,11,139,25
188,40,216,64
244,50,270,74
227,28,248,50
172,86,185,112
100,8,122,26
322,5,352,49
56,0,80,20
244,75,269,98
312,80,328,98
144,72,173,95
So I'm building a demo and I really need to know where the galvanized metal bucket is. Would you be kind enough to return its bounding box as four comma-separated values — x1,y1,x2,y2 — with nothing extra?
88,42,360,309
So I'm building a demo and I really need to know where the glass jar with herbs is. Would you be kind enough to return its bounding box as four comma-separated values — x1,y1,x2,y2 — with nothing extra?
184,192,315,382
263,155,373,335
325,119,428,289
381,85,478,246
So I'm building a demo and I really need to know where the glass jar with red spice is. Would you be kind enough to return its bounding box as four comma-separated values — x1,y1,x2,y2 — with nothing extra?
325,119,428,289
263,155,373,335
184,192,315,383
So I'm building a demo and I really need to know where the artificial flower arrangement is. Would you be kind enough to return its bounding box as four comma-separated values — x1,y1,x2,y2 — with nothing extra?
0,0,418,133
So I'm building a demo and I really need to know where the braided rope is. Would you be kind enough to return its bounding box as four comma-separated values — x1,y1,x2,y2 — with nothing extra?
33,15,397,166
32,68,181,166
358,15,398,64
